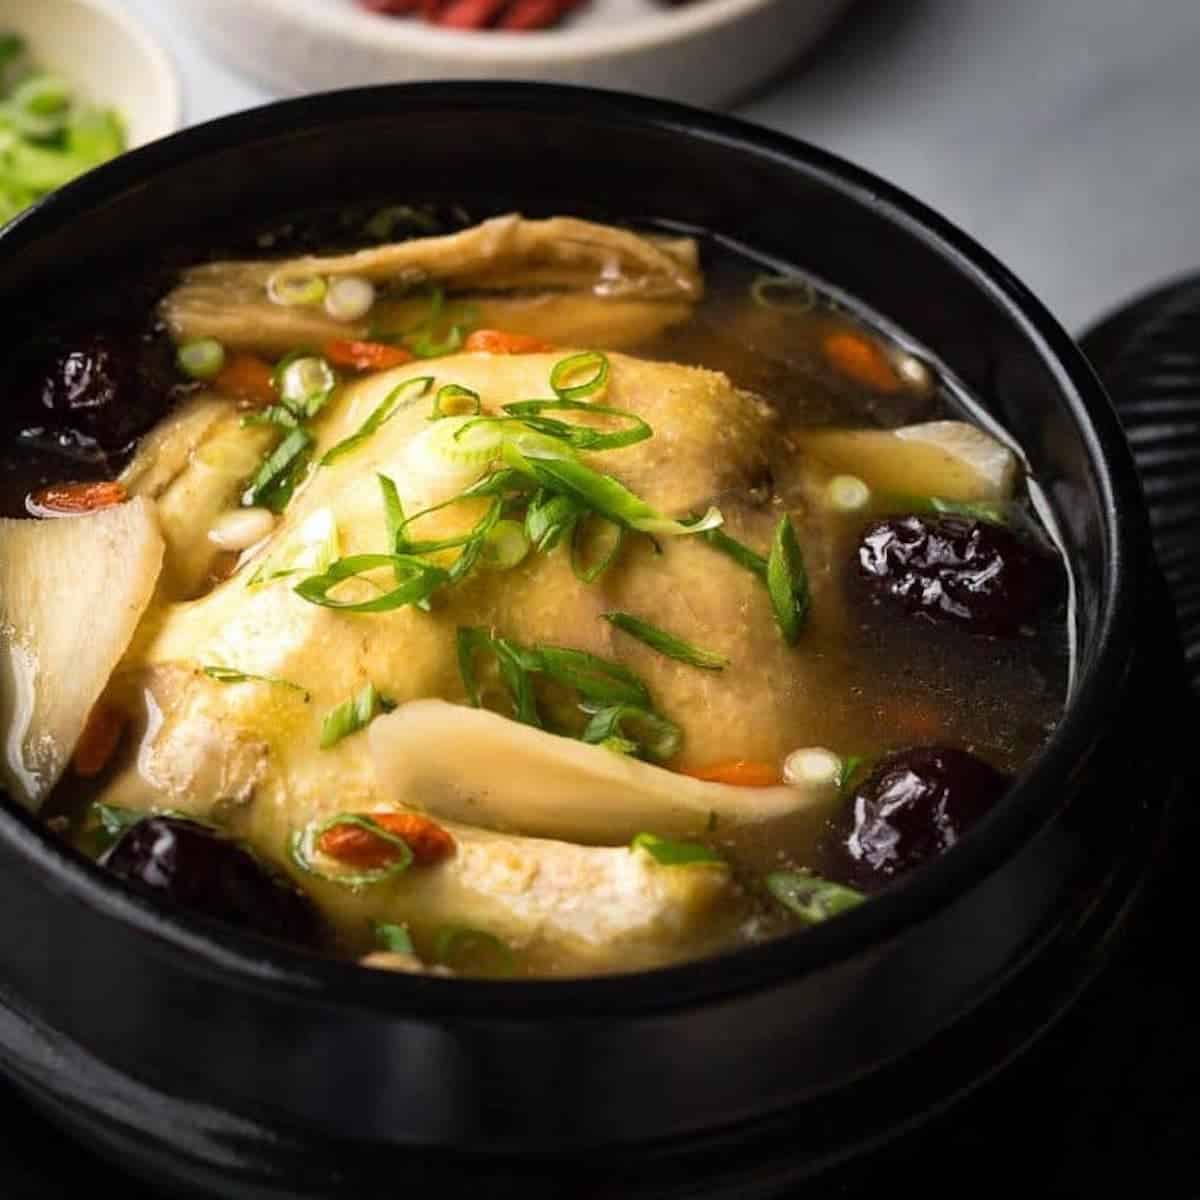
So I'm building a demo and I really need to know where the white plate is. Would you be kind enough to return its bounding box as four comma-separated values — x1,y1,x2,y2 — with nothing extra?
180,0,850,109
0,0,180,148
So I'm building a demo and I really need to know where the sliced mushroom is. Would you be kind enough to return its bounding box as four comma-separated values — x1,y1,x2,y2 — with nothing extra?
0,499,164,809
369,700,833,845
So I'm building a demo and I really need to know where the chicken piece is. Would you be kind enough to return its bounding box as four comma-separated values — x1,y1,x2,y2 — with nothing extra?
161,215,701,356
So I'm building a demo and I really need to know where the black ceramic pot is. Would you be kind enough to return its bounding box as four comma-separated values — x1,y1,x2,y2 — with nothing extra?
0,85,1186,1199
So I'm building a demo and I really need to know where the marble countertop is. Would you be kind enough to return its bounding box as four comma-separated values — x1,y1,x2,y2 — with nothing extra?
123,0,1200,337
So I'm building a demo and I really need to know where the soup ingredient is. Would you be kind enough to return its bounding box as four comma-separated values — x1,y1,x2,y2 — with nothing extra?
27,479,127,515
323,276,376,322
16,332,175,453
825,474,870,513
0,37,126,225
767,515,810,644
368,700,833,844
315,811,455,869
433,925,514,976
320,682,395,748
800,421,1018,503
0,497,163,809
782,747,842,789
465,329,555,355
358,0,589,32
102,815,320,946
631,833,724,867
603,611,729,671
835,746,1011,890
766,870,865,925
683,761,779,787
176,338,226,382
858,514,1052,636
214,354,276,405
324,339,414,372
161,215,701,357
822,329,903,394
72,703,125,778
207,505,277,551
201,665,309,698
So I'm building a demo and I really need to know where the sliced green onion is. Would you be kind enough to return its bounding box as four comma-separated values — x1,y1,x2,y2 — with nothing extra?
295,553,449,613
838,754,866,794
928,496,1009,525
267,272,327,308
433,925,515,977
503,445,722,539
631,833,725,867
241,404,300,431
408,415,505,477
430,383,481,421
782,746,841,789
247,505,338,587
456,626,494,709
701,526,768,580
480,519,530,571
319,682,396,749
373,921,415,955
242,427,313,512
324,275,375,322
378,473,405,553
501,398,651,452
321,375,433,466
525,489,581,553
201,665,310,700
289,814,412,889
582,705,681,763
766,871,865,925
571,513,623,583
826,475,871,513
9,74,70,139
92,802,146,850
408,321,468,359
277,355,337,420
767,515,810,645
550,351,609,402
751,274,817,314
176,338,226,382
603,612,729,671
493,636,542,727
538,646,651,708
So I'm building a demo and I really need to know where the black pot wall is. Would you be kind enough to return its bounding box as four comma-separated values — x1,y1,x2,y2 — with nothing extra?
0,86,1181,1196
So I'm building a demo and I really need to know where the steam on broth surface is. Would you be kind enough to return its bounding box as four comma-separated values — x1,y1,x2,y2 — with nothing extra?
0,207,1068,977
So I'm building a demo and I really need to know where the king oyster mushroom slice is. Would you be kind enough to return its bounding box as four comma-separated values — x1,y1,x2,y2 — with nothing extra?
370,701,832,845
161,214,703,356
0,499,164,809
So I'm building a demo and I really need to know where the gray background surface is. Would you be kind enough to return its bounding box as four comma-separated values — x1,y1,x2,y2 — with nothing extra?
126,0,1200,336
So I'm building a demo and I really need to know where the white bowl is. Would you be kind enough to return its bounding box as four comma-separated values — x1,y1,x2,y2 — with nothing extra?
180,0,850,110
0,0,180,148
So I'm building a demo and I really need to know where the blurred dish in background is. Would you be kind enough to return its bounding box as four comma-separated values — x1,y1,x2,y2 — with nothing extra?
0,0,179,224
180,0,851,108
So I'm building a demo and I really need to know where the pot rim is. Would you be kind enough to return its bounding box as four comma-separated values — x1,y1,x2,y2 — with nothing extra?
0,81,1142,1019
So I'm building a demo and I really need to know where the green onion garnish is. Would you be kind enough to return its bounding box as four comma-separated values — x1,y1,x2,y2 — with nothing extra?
701,526,768,580
927,496,1009,524
9,74,70,139
267,272,327,308
373,921,415,955
582,705,681,763
319,682,396,749
767,515,810,645
201,665,309,700
525,489,581,553
550,351,610,402
433,925,515,976
631,833,725,867
479,519,530,571
766,871,865,925
91,802,146,853
378,473,405,553
571,513,623,583
603,612,729,671
276,354,336,420
289,814,413,889
493,636,542,727
176,337,226,382
296,553,449,613
247,506,338,588
538,646,651,708
750,274,817,313
430,383,481,421
242,426,313,512
320,375,434,466
838,754,866,793
502,444,722,539
501,397,651,451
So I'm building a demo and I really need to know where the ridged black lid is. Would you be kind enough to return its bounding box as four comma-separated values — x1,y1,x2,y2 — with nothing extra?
1081,280,1200,689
